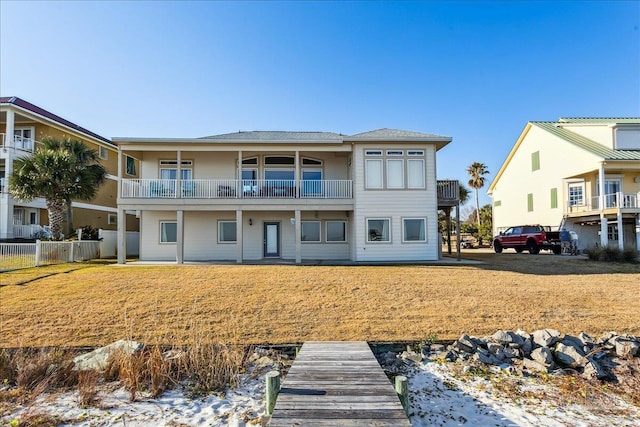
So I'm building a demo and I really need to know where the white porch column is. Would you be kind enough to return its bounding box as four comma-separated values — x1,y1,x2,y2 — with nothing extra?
636,214,640,251
295,209,301,264
598,163,608,247
117,208,126,264
176,210,184,264
236,209,243,264
237,150,242,197
295,150,300,198
617,209,624,251
176,150,182,198
1,110,16,238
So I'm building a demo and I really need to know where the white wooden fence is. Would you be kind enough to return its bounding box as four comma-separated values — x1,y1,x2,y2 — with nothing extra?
0,240,100,272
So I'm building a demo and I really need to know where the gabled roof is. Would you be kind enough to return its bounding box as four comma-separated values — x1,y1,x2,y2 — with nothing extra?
346,128,451,141
532,121,640,161
488,117,640,194
0,96,112,145
201,130,343,142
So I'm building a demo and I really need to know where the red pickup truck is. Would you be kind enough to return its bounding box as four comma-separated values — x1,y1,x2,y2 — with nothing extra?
493,225,561,255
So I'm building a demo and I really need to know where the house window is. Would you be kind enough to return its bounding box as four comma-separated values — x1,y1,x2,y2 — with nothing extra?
527,193,534,212
494,200,502,207
301,221,321,242
365,150,382,156
367,218,390,242
407,159,425,188
265,156,294,165
326,221,347,242
159,160,193,179
531,151,540,171
550,188,558,209
607,224,618,241
302,157,323,165
126,156,136,175
386,159,404,189
98,146,109,160
160,221,177,243
596,179,621,208
302,169,323,196
365,159,383,189
242,157,258,165
568,183,584,206
403,218,426,242
108,213,117,225
407,150,424,156
218,221,237,243
386,150,403,156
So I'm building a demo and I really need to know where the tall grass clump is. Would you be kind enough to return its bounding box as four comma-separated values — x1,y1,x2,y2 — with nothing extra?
584,246,639,263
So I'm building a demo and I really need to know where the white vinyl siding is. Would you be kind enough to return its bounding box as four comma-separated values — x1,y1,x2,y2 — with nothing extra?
366,159,383,189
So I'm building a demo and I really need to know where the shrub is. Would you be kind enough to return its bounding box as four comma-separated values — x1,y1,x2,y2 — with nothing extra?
584,245,639,263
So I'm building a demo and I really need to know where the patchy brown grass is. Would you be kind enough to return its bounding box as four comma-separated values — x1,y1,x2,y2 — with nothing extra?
1,252,639,347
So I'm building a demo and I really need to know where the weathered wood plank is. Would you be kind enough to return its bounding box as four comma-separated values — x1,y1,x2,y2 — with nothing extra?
268,341,410,426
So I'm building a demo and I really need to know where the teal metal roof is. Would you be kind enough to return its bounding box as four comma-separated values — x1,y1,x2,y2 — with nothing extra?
532,121,640,161
558,117,640,124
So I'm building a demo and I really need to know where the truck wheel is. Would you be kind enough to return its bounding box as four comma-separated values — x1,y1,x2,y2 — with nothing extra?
494,241,503,253
553,247,561,255
527,241,540,254
515,247,523,253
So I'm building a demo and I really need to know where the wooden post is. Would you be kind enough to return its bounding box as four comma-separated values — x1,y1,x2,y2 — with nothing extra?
395,375,409,416
266,370,281,415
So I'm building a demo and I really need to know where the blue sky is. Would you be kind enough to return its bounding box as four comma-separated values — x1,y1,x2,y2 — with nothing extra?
1,1,639,210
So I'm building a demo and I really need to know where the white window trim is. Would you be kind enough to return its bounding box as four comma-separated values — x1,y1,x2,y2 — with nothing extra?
107,213,117,225
386,159,404,189
366,218,391,243
218,220,237,243
365,159,383,189
365,150,383,156
402,217,427,243
325,220,347,243
301,221,321,243
98,145,109,160
159,221,177,244
407,150,424,156
567,181,585,206
125,155,136,176
386,150,404,156
407,158,425,189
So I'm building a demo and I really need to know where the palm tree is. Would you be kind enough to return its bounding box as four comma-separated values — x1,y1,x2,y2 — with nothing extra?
467,162,490,230
8,137,106,240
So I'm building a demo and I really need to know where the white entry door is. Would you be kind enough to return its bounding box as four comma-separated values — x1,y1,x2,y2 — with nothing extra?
264,222,280,257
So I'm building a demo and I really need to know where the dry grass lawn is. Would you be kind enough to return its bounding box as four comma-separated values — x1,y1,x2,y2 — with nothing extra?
1,252,638,347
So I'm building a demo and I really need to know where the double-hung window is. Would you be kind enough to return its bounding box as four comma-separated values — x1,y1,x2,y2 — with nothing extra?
160,221,177,243
365,149,425,189
367,218,390,242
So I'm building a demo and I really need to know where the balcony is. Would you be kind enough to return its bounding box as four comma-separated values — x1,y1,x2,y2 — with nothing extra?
121,179,354,199
1,134,35,153
567,192,640,214
436,180,460,208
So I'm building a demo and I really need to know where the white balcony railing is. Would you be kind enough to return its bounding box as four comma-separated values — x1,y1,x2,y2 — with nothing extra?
567,192,640,213
121,179,354,199
1,134,35,152
13,224,51,239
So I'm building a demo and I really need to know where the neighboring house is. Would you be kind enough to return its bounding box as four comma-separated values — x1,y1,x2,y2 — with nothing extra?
114,129,458,264
0,96,139,239
488,117,640,252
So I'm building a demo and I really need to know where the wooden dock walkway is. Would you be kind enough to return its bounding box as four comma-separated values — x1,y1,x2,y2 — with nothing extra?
269,341,411,426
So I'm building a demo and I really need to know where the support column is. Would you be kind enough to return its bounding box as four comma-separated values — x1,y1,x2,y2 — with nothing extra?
295,150,300,198
1,110,16,239
176,150,182,198
177,210,184,264
117,208,126,264
456,201,461,261
295,209,301,264
598,163,608,247
617,209,624,251
236,209,243,264
238,150,242,198
636,214,640,251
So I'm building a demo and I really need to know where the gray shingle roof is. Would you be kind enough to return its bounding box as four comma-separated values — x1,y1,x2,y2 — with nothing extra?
532,121,640,161
347,128,451,140
201,131,343,142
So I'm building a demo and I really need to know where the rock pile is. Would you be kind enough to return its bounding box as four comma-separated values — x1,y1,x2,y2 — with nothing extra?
383,329,639,380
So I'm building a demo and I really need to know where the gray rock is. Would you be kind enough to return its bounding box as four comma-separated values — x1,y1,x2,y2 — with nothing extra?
522,357,552,374
503,346,520,359
520,338,533,357
444,350,458,362
492,330,524,347
474,349,502,366
73,339,143,371
612,337,640,359
453,334,477,353
554,342,586,367
530,347,554,366
532,329,561,348
563,335,590,354
430,344,447,353
487,342,505,360
401,350,423,364
578,332,595,347
582,357,609,380
598,331,618,344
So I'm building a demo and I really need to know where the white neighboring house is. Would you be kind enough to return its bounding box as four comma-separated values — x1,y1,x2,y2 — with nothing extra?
488,117,640,252
114,129,459,264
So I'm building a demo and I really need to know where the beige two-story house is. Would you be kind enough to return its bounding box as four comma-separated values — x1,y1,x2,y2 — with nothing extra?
114,129,458,264
489,117,640,252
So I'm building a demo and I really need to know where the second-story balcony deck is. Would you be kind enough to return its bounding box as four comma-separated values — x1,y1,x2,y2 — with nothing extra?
122,179,354,200
567,192,640,215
